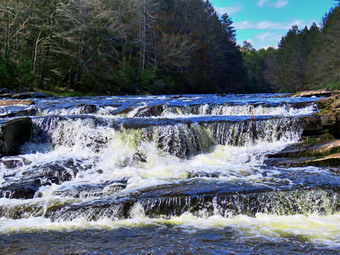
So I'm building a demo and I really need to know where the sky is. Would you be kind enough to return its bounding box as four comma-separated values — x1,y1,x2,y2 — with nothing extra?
211,0,337,49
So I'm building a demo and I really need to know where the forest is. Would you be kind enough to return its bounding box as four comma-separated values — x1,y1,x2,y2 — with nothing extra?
0,0,339,95
242,1,340,93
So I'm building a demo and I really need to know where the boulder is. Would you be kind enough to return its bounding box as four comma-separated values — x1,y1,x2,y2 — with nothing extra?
79,104,97,114
0,118,32,156
134,104,166,117
1,179,42,199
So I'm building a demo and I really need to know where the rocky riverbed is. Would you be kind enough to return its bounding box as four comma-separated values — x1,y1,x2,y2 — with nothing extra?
0,91,339,254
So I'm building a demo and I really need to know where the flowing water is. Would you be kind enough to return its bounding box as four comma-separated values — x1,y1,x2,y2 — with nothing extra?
0,94,339,254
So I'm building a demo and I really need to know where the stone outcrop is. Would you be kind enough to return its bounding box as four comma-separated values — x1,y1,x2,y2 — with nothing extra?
0,100,34,106
267,91,340,168
265,139,340,168
293,89,340,98
298,92,340,139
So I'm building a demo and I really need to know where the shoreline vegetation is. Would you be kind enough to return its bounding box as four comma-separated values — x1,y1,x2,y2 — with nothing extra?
0,0,339,95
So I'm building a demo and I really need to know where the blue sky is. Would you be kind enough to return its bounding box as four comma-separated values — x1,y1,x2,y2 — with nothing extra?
211,0,336,49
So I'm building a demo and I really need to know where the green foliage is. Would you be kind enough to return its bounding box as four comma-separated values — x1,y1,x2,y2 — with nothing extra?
327,81,340,90
0,58,36,89
0,0,246,95
241,45,275,92
139,69,158,94
243,4,340,93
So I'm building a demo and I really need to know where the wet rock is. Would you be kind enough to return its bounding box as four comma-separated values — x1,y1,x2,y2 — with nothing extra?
1,179,42,199
300,114,338,138
11,92,49,99
132,152,147,163
0,160,87,200
290,101,317,109
112,106,135,115
0,118,32,156
265,139,340,168
188,172,221,178
22,160,82,184
48,180,340,221
268,140,340,159
0,107,37,118
0,156,32,169
170,95,183,99
317,95,340,110
297,93,340,139
134,104,166,117
53,180,127,198
0,100,34,106
301,153,340,167
79,104,97,114
0,88,11,94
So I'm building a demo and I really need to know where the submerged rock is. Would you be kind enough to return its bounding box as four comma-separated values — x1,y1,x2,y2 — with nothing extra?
53,180,128,199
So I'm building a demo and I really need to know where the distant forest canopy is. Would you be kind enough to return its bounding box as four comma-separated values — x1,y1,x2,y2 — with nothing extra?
242,1,340,93
0,0,247,94
0,0,339,95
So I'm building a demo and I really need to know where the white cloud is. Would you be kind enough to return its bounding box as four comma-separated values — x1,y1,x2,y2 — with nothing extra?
255,32,282,42
273,0,289,8
238,32,282,49
245,39,254,44
215,5,242,15
234,19,316,30
257,0,289,9
257,0,270,7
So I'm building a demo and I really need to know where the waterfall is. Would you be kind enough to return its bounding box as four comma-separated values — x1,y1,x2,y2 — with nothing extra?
0,94,338,251
29,115,302,159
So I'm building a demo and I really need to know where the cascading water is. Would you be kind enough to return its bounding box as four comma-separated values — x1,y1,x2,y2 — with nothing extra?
0,94,339,254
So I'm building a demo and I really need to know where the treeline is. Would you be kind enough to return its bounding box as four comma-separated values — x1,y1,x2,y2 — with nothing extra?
0,0,247,95
242,2,340,93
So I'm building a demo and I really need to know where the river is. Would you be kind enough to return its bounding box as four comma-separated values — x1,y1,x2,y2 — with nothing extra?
0,94,339,254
